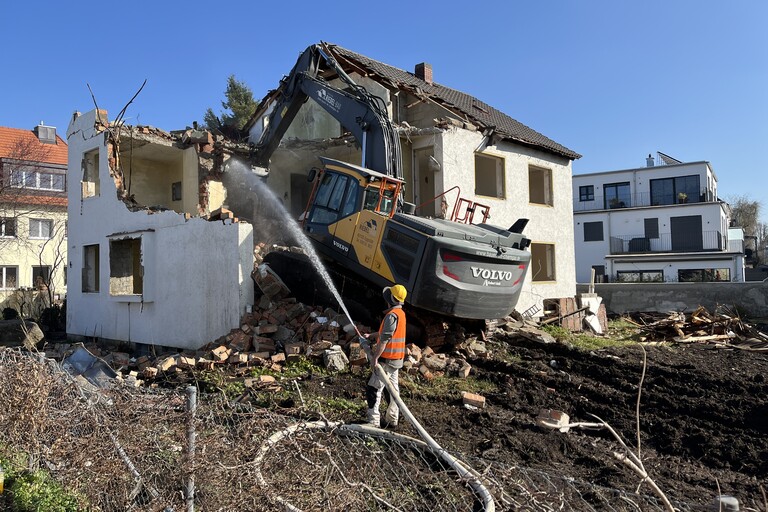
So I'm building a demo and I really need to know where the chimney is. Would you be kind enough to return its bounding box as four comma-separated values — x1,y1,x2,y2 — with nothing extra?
646,154,654,167
415,62,433,84
34,122,57,144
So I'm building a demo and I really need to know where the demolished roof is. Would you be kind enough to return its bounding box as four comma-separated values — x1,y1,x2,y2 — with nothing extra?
328,44,580,160
249,42,580,161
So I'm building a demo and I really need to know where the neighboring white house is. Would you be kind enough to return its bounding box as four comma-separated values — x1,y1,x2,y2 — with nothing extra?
0,124,68,318
245,42,581,316
66,109,254,350
572,153,745,283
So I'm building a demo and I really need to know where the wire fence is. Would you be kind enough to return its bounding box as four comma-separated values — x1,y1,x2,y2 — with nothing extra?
0,347,697,511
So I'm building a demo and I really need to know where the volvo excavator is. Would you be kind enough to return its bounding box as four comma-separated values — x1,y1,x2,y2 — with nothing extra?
248,43,531,321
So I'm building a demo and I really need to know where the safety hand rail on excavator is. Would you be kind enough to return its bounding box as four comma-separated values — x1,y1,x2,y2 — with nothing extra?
414,185,493,224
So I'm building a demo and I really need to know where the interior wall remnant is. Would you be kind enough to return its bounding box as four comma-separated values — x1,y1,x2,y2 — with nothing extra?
109,238,143,295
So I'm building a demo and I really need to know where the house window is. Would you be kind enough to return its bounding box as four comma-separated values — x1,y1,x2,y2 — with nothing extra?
474,154,505,198
172,181,182,201
678,268,730,282
32,266,51,289
528,166,553,206
82,244,100,293
604,182,630,209
583,221,603,242
0,218,16,237
82,148,100,198
530,243,556,282
109,238,143,295
0,266,18,289
8,170,65,191
29,219,53,239
579,185,594,202
650,175,700,205
644,218,659,239
617,270,664,282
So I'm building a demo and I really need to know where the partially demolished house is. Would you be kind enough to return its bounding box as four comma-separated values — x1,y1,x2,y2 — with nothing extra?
66,110,253,350
246,42,581,316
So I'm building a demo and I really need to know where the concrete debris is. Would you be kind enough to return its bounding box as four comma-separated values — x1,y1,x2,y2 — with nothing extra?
0,319,45,350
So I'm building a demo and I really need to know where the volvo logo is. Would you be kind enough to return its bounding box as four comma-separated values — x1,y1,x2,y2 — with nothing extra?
470,266,513,281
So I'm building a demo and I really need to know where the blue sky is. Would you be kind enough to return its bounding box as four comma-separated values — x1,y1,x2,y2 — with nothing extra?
2,1,766,220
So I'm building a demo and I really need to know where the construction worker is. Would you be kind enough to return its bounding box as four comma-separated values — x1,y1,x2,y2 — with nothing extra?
363,284,407,428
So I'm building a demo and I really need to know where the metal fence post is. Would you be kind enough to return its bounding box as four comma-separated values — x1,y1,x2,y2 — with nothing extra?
186,385,197,512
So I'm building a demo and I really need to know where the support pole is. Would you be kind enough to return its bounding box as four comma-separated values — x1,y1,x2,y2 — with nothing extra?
186,385,197,512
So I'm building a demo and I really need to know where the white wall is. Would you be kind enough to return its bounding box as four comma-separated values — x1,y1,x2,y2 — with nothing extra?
572,161,715,210
66,110,254,350
574,202,730,283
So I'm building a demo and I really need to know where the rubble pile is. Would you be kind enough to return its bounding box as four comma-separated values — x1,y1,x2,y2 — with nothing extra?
626,306,768,350
46,263,503,389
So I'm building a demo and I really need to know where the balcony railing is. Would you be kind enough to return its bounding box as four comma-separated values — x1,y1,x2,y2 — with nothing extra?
574,188,712,212
608,230,724,255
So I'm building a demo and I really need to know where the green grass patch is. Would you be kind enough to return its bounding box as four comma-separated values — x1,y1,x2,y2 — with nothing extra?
1,451,84,512
399,373,499,400
541,319,638,351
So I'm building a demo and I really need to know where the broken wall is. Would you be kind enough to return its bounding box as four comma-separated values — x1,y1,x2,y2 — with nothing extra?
66,109,254,350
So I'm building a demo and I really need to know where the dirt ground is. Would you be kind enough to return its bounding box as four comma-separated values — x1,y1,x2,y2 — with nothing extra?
296,327,768,510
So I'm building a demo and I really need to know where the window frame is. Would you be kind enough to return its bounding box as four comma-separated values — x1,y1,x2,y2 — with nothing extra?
9,169,66,192
0,217,17,238
474,153,506,199
530,242,556,282
32,265,51,289
29,218,53,239
82,244,100,293
604,182,631,209
583,221,604,242
579,185,594,202
0,266,18,289
528,165,553,206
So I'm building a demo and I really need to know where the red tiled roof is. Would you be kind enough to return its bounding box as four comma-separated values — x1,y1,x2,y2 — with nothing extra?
0,126,68,165
8,195,68,207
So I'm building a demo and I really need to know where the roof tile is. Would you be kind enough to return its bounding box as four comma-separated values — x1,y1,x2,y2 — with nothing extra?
0,126,68,165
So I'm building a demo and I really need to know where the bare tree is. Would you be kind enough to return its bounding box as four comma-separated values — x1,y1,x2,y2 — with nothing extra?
727,195,762,262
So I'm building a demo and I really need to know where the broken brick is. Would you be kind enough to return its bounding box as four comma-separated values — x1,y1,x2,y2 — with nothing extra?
156,355,177,372
211,345,232,361
255,324,278,335
462,391,486,408
270,353,286,364
418,365,434,381
229,331,253,352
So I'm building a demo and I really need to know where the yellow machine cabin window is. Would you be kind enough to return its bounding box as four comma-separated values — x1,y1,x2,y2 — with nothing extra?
309,173,357,225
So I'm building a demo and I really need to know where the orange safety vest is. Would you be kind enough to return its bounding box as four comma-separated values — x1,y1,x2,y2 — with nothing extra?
379,306,406,360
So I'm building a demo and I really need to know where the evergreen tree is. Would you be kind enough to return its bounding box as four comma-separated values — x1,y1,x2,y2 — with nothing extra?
204,75,258,138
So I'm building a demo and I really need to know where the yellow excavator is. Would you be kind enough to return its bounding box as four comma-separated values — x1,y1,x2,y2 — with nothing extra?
249,43,531,320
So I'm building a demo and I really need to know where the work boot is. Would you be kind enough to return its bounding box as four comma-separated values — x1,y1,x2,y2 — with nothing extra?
363,408,380,428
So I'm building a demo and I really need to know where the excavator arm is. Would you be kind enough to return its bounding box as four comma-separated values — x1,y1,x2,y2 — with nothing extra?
251,43,403,181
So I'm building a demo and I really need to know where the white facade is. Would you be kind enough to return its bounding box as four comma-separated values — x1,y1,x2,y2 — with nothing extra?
66,110,254,350
573,159,744,283
248,75,577,317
